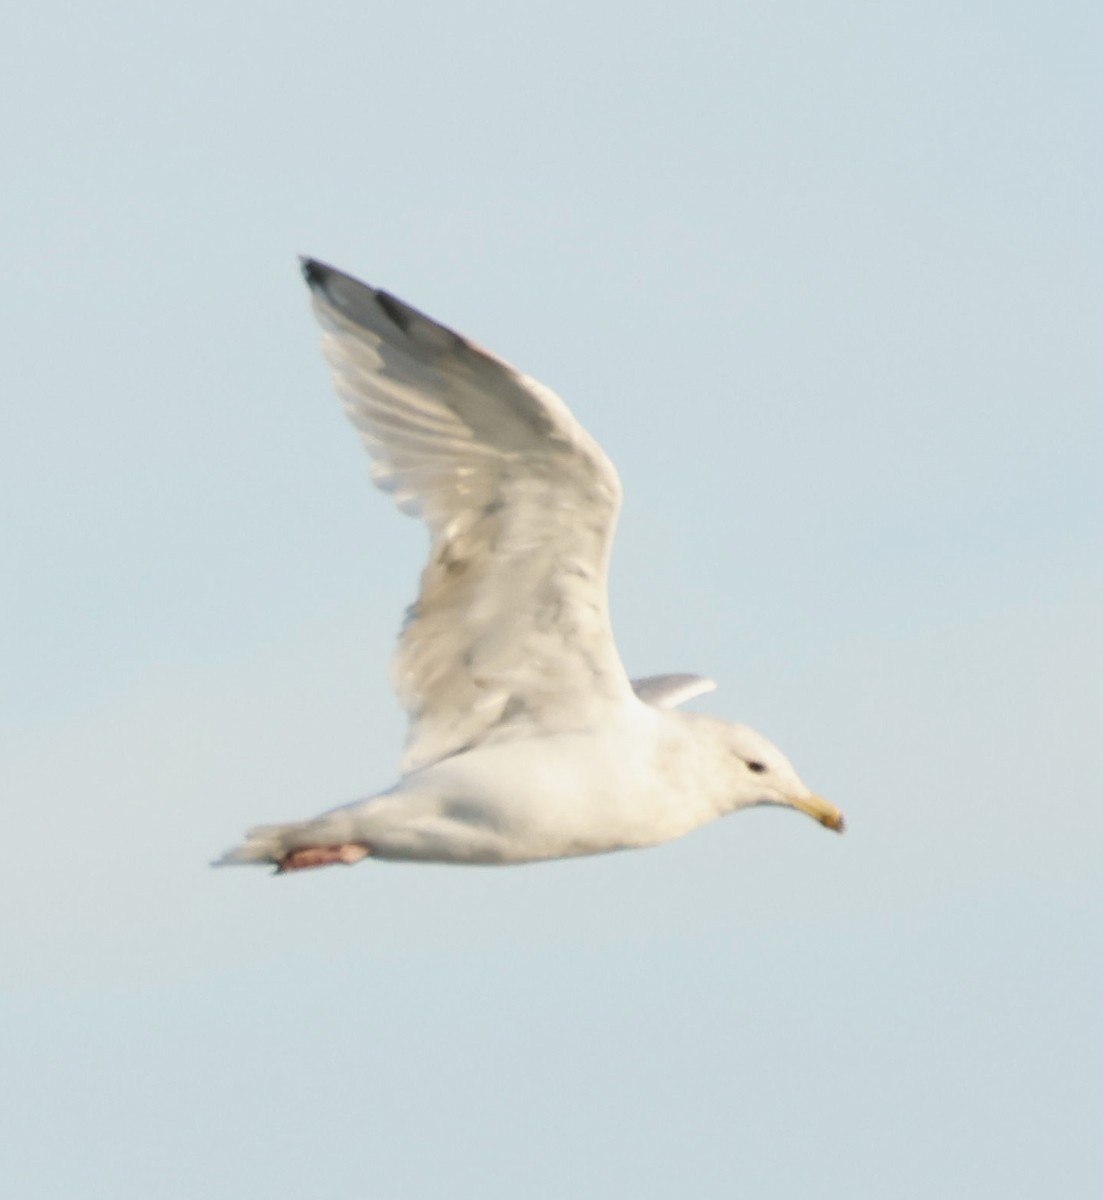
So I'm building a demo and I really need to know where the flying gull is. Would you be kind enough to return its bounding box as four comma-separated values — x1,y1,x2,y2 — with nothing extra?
216,260,844,873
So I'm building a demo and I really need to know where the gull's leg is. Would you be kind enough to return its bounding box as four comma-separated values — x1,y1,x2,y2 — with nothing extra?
275,843,371,873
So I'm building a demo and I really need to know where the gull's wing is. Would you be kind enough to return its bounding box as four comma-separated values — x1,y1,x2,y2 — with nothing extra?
302,260,637,773
631,674,717,708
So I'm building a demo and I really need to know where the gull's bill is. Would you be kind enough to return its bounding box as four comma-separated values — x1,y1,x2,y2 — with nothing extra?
788,793,846,833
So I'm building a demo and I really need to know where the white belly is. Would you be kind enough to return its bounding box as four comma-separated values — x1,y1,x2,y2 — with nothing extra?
330,721,718,864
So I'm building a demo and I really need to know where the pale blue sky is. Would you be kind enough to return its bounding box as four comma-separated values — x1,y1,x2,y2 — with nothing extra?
3,2,1101,1197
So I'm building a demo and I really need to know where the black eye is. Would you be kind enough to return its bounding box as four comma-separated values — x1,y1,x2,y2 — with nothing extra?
746,760,767,774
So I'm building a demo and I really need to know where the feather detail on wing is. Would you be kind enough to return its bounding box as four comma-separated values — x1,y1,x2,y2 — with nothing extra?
302,260,637,773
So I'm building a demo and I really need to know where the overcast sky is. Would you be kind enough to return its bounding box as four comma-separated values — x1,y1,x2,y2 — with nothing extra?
3,2,1101,1197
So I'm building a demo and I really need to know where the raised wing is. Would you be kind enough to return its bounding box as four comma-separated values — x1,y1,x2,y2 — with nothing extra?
302,260,637,773
631,674,717,708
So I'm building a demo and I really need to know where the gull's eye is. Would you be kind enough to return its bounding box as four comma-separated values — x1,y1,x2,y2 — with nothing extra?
746,760,767,774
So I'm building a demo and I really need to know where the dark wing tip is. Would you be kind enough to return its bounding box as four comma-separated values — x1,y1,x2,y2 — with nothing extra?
375,289,418,333
299,257,414,336
300,256,335,291
300,257,397,334
299,258,471,356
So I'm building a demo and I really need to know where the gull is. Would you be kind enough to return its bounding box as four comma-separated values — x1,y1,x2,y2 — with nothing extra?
216,260,844,874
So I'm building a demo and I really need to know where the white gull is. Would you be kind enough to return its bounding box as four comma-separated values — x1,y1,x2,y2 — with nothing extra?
217,260,844,873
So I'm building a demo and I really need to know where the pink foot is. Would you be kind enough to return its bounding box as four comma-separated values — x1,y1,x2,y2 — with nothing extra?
276,844,370,873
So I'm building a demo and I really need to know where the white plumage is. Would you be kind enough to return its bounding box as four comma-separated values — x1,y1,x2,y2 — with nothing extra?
216,261,843,873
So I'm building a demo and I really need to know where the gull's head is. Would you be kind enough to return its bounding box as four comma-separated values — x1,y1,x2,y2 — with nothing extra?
717,721,845,833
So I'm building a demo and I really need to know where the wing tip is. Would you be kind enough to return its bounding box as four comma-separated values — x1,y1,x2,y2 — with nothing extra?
299,257,423,340
300,255,334,291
